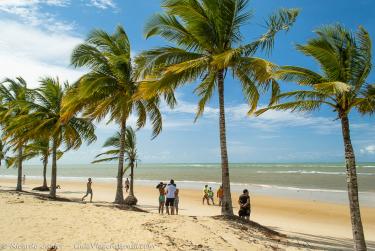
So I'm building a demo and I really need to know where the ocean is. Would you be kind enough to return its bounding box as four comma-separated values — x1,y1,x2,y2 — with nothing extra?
1,162,374,206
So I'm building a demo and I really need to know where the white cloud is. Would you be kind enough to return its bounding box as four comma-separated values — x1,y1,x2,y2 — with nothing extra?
0,0,73,32
160,98,339,133
0,19,85,87
360,145,375,155
88,0,115,9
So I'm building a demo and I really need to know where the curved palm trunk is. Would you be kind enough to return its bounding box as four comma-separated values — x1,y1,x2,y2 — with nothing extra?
114,119,126,204
49,138,57,198
341,115,367,251
42,155,48,188
217,70,233,216
16,145,23,191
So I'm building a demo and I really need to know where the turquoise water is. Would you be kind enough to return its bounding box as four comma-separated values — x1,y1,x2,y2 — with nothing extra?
1,162,374,192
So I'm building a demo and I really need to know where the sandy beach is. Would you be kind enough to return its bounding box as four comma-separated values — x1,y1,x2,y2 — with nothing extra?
1,178,375,250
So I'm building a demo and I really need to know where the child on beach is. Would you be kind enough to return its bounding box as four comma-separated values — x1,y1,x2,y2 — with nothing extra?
202,185,210,205
125,178,130,193
165,179,177,215
174,188,179,215
238,189,251,220
217,185,223,206
208,187,215,205
82,178,93,203
156,182,167,214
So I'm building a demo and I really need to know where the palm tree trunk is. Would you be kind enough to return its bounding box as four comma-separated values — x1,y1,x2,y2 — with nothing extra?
49,138,57,198
114,119,126,204
129,162,134,197
124,161,138,205
42,155,48,188
16,145,23,191
217,69,233,216
341,115,367,251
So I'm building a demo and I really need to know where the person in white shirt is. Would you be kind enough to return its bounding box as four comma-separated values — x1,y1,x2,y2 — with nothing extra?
165,179,177,215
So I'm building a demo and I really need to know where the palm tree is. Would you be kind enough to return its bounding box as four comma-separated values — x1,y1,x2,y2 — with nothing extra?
5,77,96,198
0,77,34,191
135,0,299,215
256,24,374,250
64,26,163,204
25,139,63,190
93,127,139,205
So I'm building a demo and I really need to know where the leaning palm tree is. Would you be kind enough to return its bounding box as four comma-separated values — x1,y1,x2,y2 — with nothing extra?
256,24,374,250
135,0,299,215
5,77,96,198
0,77,34,191
93,127,139,205
64,26,163,204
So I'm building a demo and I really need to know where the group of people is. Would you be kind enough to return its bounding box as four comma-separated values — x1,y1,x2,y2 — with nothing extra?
81,177,250,220
202,185,224,206
202,184,251,220
156,179,179,215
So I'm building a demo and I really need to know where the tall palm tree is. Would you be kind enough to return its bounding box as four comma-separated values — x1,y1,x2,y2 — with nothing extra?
64,26,163,204
256,24,374,250
0,77,34,191
93,127,139,205
5,77,96,198
135,0,299,215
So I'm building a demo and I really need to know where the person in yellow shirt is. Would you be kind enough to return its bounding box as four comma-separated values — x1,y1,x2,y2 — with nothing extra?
202,185,210,205
217,185,224,206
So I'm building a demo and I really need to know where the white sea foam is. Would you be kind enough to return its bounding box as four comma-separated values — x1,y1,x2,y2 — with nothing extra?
256,170,374,176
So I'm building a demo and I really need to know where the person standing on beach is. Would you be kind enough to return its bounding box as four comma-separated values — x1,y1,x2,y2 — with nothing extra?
165,179,177,215
238,189,251,220
208,187,215,205
124,178,130,193
217,185,224,206
82,178,93,203
202,185,210,205
156,182,167,214
174,188,180,215
22,175,26,185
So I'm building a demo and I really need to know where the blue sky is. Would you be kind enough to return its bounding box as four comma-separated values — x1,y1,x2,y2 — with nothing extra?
0,0,374,163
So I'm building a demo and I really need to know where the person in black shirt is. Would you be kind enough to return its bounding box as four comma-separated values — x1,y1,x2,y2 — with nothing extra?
238,189,250,220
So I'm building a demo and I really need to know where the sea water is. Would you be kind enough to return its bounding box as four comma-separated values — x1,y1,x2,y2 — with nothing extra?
1,162,374,206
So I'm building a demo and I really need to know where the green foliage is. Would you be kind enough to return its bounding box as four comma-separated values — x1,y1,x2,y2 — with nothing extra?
256,24,374,118
93,127,139,174
136,0,299,116
2,77,96,152
65,25,163,139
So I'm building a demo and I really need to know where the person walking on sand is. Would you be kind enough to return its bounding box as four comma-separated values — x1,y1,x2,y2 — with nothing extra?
238,189,251,220
82,178,93,203
22,175,26,185
165,179,177,215
156,181,167,214
202,185,210,205
125,178,130,193
208,187,215,205
217,185,223,206
174,188,180,215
